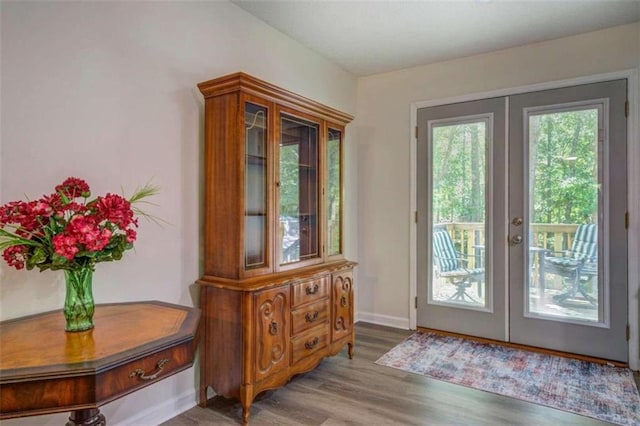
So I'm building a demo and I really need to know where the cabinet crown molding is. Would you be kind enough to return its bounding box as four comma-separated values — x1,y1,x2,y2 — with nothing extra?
198,72,354,125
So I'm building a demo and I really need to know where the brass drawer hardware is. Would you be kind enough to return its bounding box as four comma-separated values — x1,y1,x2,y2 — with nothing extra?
305,337,319,350
305,311,319,323
129,358,170,381
305,284,319,295
269,321,279,335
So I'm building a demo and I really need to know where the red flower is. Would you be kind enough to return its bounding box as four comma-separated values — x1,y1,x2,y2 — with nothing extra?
55,177,91,199
125,228,137,243
42,193,63,210
52,233,79,260
0,200,49,237
0,177,157,271
2,245,28,269
0,201,25,226
95,193,135,229
67,215,95,236
65,216,112,252
94,228,113,251
31,201,53,218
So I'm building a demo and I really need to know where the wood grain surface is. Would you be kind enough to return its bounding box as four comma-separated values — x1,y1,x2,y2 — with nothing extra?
0,302,188,370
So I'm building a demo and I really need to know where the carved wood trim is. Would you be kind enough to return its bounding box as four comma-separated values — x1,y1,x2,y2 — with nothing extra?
198,72,354,126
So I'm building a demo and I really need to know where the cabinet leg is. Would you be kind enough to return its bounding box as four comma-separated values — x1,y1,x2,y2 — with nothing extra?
66,408,106,426
347,342,354,359
241,404,250,425
199,385,208,408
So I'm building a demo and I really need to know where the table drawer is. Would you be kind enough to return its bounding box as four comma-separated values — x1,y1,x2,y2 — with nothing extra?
97,342,195,402
0,342,195,418
290,324,329,365
291,299,329,336
291,277,329,307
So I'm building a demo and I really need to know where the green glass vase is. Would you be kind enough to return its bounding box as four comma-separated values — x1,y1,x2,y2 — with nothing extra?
63,267,95,332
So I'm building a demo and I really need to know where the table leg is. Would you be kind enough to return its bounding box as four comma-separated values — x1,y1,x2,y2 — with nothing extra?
66,408,106,426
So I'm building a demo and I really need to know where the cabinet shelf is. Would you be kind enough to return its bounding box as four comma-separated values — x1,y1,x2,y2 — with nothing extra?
246,154,266,165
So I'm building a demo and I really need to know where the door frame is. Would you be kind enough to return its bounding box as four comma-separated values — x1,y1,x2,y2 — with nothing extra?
409,69,639,369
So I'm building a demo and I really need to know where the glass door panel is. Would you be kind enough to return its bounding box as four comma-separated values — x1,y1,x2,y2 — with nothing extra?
527,107,601,323
327,128,342,257
279,115,319,265
430,119,488,308
244,103,268,269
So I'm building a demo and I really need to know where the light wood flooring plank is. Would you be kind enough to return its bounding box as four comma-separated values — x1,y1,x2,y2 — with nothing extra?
162,322,609,425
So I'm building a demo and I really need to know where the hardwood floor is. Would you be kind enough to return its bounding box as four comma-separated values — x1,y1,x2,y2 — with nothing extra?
163,322,610,425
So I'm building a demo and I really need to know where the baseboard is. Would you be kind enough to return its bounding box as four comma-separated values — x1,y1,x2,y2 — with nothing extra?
356,311,410,329
113,387,196,426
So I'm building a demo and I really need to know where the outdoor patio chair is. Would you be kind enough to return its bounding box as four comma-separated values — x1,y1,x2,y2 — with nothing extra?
540,224,597,305
432,229,484,302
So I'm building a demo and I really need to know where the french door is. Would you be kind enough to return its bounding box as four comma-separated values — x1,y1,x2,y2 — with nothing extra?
416,97,507,341
416,80,628,362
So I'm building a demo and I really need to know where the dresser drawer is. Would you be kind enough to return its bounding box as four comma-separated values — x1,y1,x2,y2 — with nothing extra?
291,299,329,336
290,324,329,365
291,277,329,307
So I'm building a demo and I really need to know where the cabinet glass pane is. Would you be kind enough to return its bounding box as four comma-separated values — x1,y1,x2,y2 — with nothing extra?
327,129,342,256
245,103,267,270
280,115,319,265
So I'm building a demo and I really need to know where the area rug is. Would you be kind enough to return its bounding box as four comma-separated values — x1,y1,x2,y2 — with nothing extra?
375,331,640,425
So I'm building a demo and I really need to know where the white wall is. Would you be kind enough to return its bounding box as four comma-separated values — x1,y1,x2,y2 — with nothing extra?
356,23,640,328
0,2,356,425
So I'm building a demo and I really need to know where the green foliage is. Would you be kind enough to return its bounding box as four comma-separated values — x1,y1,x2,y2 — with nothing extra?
530,109,598,224
432,108,598,225
432,122,486,223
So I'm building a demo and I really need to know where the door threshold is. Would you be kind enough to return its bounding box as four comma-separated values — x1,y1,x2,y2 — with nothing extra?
417,326,628,368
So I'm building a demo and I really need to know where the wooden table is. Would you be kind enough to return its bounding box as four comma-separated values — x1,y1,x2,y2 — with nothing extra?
0,301,200,425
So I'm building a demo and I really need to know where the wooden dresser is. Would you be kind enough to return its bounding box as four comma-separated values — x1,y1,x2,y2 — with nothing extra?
196,73,355,424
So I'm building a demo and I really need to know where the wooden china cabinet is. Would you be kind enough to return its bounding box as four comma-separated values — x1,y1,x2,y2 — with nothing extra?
196,72,355,424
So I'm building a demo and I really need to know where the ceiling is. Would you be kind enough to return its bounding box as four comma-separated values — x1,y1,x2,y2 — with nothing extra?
233,1,640,77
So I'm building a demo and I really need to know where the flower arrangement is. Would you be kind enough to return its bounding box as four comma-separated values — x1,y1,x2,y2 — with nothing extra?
0,177,158,331
0,177,156,272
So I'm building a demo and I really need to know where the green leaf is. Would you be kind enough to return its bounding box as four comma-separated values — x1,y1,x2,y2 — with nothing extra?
128,182,160,204
31,247,47,264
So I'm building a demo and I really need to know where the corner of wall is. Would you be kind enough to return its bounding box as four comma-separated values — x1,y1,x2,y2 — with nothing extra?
356,311,410,330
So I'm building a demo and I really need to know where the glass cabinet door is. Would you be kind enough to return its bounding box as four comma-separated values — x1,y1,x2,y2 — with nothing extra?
327,128,342,257
245,103,268,269
279,115,319,265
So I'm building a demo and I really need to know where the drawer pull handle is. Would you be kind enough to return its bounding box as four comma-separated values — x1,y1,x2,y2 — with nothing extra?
269,321,279,335
340,295,348,307
305,284,319,295
305,337,319,350
305,311,319,322
129,358,170,381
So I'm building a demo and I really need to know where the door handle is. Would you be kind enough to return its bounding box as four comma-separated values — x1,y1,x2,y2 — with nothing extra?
512,217,523,226
510,235,523,245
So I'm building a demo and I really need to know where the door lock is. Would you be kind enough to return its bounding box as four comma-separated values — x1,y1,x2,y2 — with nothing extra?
511,217,523,226
510,235,523,245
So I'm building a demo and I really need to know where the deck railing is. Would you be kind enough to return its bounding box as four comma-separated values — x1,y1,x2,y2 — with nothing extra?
440,222,581,269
